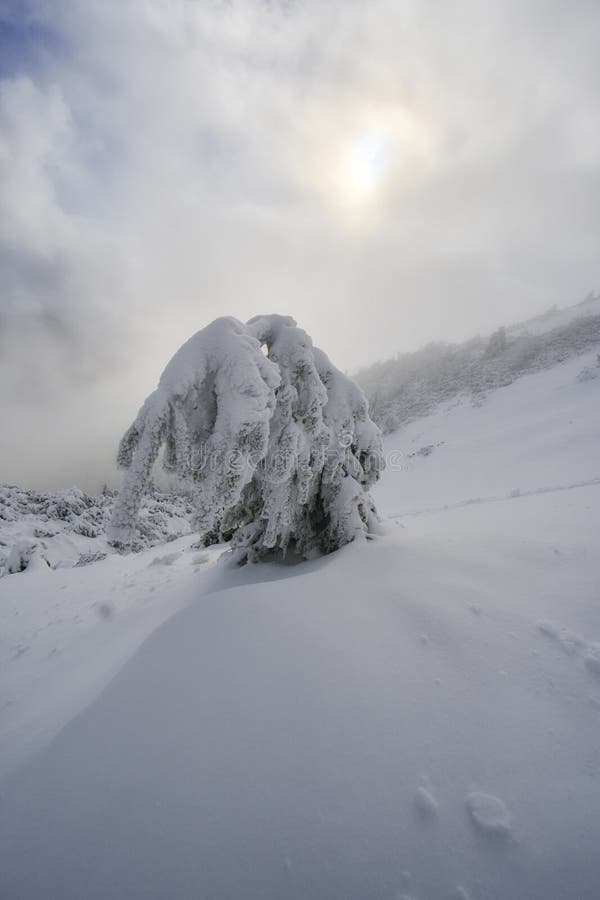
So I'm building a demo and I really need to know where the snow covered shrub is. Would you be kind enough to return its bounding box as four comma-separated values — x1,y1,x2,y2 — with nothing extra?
359,305,600,433
108,315,384,561
5,539,49,574
577,365,599,383
483,326,507,359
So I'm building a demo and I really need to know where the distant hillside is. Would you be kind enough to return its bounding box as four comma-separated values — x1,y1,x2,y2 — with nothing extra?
358,294,600,433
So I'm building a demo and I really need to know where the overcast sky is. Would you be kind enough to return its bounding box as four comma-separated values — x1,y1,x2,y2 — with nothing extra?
1,0,599,490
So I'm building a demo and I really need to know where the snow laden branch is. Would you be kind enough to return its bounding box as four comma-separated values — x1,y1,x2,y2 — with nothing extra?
108,315,384,561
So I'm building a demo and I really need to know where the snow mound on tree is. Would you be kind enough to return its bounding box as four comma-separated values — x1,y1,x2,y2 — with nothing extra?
109,315,384,560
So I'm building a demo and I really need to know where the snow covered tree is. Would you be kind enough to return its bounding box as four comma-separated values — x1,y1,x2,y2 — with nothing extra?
108,315,384,561
483,326,507,359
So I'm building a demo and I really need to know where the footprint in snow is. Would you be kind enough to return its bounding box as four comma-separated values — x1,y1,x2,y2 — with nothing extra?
192,552,210,566
449,887,471,900
148,552,181,568
584,647,600,678
414,786,439,822
537,620,585,652
95,602,114,621
538,620,600,677
466,791,511,839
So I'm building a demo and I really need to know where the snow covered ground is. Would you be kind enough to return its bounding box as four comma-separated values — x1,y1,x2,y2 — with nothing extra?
0,535,223,780
377,349,600,513
359,293,600,436
1,350,599,899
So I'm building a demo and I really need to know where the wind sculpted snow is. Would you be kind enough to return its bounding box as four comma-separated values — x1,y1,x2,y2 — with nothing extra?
1,509,600,899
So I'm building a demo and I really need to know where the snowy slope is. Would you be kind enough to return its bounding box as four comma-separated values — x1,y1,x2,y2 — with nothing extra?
0,535,229,780
1,351,600,899
375,350,600,514
359,295,600,435
507,294,600,338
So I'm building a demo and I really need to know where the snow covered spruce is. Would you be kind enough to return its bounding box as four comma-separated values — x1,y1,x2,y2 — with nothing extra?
108,315,384,561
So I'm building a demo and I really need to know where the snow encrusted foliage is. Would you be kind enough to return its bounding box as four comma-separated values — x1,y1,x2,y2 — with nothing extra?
0,484,194,575
109,316,384,560
360,297,600,434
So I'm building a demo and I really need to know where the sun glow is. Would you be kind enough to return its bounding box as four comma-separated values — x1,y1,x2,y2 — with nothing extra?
342,132,391,198
303,103,437,216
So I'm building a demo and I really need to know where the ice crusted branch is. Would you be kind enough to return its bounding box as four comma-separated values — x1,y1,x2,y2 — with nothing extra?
108,315,384,561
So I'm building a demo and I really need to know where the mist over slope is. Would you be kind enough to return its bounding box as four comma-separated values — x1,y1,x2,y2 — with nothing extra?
358,293,600,433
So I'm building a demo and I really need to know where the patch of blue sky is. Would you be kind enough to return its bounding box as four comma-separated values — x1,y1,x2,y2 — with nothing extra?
0,2,67,79
0,3,122,220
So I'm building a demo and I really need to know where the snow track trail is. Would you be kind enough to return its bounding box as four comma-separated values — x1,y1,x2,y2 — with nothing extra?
387,475,600,519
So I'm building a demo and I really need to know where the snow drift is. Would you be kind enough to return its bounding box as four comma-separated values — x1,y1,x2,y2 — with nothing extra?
1,345,599,900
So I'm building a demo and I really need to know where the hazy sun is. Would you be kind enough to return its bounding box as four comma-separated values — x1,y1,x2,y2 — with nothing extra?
307,104,436,215
342,132,391,198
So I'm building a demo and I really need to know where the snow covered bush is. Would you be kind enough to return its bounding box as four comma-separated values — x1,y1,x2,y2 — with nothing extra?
108,315,384,561
577,365,599,383
0,484,196,576
5,539,49,574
